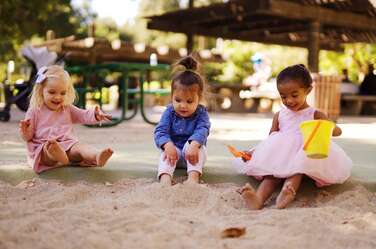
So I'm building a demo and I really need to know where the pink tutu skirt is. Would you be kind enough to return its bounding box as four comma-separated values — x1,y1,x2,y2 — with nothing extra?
232,131,352,187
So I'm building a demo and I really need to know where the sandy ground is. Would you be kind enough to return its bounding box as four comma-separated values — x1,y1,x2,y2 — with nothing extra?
1,108,376,249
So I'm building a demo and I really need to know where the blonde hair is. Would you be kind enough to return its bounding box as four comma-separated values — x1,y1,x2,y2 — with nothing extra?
29,65,76,109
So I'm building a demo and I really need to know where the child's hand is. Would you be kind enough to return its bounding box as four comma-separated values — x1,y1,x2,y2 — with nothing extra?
185,141,200,165
241,150,253,162
163,142,178,166
94,106,112,122
19,119,33,141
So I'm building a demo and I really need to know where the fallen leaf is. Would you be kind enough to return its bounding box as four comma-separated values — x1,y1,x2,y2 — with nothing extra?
221,227,246,238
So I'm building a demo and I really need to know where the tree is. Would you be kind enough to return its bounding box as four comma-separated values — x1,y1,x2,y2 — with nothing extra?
320,43,376,83
119,0,186,49
0,0,95,62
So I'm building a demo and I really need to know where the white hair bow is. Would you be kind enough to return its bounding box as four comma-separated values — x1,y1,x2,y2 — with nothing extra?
35,66,48,84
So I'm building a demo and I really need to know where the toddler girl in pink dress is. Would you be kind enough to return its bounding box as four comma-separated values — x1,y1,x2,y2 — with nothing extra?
19,65,114,173
233,64,352,209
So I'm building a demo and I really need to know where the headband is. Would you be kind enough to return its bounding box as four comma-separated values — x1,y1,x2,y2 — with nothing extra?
34,66,61,84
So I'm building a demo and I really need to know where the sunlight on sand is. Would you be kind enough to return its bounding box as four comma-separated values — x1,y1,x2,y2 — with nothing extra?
340,123,376,140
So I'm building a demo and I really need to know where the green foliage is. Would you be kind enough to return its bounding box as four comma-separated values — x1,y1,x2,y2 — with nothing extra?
119,0,186,48
2,0,375,87
320,43,376,83
94,18,120,41
202,40,307,84
0,0,93,62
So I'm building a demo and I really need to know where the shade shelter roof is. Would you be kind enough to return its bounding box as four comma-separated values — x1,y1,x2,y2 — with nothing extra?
35,36,223,65
147,0,376,71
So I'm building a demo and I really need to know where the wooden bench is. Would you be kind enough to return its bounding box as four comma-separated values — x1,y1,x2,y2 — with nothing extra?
341,95,376,115
208,83,279,113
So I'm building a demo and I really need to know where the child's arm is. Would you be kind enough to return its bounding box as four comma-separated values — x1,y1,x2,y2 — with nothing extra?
154,107,173,149
154,107,178,165
269,112,280,135
188,109,210,146
69,105,110,125
19,119,33,141
186,109,210,165
162,141,178,166
314,110,342,136
19,109,35,141
94,106,111,122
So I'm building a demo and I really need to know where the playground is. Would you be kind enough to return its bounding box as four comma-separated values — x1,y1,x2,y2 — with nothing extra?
1,0,376,248
0,108,376,249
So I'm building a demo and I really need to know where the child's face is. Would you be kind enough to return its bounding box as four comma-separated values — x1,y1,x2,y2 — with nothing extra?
277,80,311,111
172,83,200,118
42,78,68,111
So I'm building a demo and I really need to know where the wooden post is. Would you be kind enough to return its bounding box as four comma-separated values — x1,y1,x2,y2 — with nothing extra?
186,33,193,53
88,23,96,64
186,0,195,53
308,21,320,73
46,30,55,40
88,22,96,37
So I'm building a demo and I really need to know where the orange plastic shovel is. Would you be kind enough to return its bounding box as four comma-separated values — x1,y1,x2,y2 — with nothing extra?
227,145,252,161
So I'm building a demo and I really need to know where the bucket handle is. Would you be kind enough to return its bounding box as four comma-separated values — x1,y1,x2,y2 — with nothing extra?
303,120,321,150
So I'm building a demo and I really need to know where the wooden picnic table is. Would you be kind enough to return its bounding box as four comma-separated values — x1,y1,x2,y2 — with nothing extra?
67,62,170,126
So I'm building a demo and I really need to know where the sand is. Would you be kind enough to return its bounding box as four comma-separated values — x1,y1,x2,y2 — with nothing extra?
1,110,376,249
1,177,376,249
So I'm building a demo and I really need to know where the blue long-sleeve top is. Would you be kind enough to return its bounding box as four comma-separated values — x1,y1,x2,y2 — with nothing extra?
154,104,211,150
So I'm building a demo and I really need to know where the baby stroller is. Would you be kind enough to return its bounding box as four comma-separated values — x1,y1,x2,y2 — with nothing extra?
0,46,64,121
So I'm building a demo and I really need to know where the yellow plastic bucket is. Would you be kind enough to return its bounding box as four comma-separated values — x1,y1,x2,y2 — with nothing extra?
300,120,335,159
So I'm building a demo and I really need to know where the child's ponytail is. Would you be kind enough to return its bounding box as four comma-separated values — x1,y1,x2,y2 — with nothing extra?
171,55,205,99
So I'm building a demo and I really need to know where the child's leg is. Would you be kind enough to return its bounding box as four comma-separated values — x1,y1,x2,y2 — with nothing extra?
183,144,206,184
239,176,282,210
67,143,113,167
157,149,182,185
276,174,303,209
41,140,69,166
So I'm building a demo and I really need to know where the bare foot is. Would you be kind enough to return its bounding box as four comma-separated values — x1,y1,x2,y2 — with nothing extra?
276,182,296,209
184,171,200,184
237,183,263,210
45,140,69,165
96,148,113,167
159,174,172,186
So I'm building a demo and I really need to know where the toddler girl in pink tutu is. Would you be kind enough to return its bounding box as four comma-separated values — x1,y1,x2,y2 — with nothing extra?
19,65,114,173
233,64,352,209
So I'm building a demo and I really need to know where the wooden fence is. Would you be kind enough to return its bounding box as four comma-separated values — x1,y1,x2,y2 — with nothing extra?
308,74,341,121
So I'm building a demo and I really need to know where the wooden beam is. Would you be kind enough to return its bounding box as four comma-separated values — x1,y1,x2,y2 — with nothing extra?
147,0,269,25
267,0,376,31
147,21,342,51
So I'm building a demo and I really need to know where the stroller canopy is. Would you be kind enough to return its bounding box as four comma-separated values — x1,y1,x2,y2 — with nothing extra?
21,46,58,70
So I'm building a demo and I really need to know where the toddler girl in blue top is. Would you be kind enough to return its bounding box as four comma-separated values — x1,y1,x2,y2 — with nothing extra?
154,56,211,185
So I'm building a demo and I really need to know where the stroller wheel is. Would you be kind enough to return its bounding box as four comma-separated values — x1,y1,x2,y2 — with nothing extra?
0,111,11,122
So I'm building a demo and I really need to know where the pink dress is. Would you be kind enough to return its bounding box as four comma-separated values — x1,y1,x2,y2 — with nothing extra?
25,104,98,173
233,107,352,187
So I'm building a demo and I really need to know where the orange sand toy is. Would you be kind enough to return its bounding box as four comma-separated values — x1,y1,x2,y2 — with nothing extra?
227,145,252,161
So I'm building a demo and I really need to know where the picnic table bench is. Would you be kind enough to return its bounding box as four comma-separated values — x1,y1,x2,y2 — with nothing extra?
341,94,376,115
208,83,279,113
